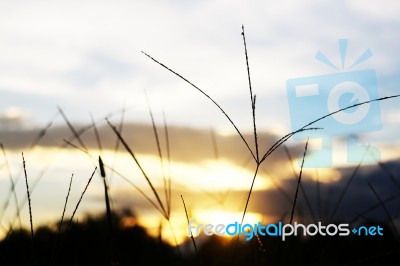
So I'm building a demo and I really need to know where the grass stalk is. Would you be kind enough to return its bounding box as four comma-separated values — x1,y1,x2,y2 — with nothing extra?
376,161,400,191
58,106,88,151
289,139,309,224
181,195,198,256
29,111,60,149
241,25,259,162
283,145,316,223
63,138,166,216
350,193,400,224
329,147,369,222
162,111,174,218
368,183,400,240
58,173,74,233
91,113,103,154
146,94,169,218
0,144,22,228
65,167,97,232
106,119,168,218
108,106,126,186
99,156,119,266
22,153,34,240
141,51,257,162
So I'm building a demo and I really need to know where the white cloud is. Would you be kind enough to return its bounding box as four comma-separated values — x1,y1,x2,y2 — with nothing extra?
0,0,399,134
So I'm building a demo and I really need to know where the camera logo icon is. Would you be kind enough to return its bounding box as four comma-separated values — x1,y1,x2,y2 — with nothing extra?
287,39,381,167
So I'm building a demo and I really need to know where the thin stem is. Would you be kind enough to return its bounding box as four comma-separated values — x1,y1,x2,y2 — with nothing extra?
163,111,172,218
181,195,198,256
58,174,74,233
146,94,169,218
290,139,309,224
260,95,400,164
106,119,168,218
22,153,34,240
283,145,316,223
241,25,259,163
65,167,97,232
240,164,260,226
0,144,22,228
329,147,369,222
350,193,400,224
142,51,257,162
368,183,400,240
58,106,87,151
90,113,103,154
63,139,166,216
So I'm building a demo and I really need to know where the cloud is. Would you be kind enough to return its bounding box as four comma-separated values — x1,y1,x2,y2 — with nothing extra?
1,0,399,131
63,52,135,89
0,107,32,131
248,161,400,225
0,120,303,171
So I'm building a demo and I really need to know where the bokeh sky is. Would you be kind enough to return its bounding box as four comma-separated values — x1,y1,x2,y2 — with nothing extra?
1,0,400,244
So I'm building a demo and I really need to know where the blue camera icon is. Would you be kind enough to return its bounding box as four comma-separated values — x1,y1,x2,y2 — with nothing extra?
287,69,382,167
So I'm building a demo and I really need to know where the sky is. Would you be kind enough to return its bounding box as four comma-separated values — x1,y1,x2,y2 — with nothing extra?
0,0,400,245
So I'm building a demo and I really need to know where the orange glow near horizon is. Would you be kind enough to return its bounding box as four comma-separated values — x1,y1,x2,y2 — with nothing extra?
1,144,398,244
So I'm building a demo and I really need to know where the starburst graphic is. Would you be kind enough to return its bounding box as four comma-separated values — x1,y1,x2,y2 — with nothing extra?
315,39,373,70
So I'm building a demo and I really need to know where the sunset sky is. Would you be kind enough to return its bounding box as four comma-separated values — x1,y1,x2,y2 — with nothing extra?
1,1,400,245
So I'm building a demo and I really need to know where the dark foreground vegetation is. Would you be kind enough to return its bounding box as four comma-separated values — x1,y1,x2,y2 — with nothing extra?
0,210,398,266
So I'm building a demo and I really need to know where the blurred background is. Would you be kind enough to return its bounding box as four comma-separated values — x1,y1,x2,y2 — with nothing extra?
0,1,400,264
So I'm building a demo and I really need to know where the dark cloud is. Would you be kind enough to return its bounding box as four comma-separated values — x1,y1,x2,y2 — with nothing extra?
247,161,400,226
0,122,304,170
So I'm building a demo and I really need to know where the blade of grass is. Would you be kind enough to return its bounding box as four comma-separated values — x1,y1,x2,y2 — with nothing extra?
181,195,198,256
145,94,169,218
376,161,400,191
350,193,400,224
368,183,400,241
49,173,74,266
329,146,369,222
239,164,260,226
58,173,74,233
8,109,127,230
63,139,166,216
22,153,34,240
260,127,321,163
65,167,97,232
142,51,257,162
108,105,127,186
90,113,103,155
289,139,309,224
52,168,96,266
241,25,259,162
283,145,316,223
106,119,168,218
29,111,60,149
239,128,319,229
0,144,22,228
99,156,119,266
162,111,172,218
261,167,293,205
58,106,88,151
260,95,400,164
